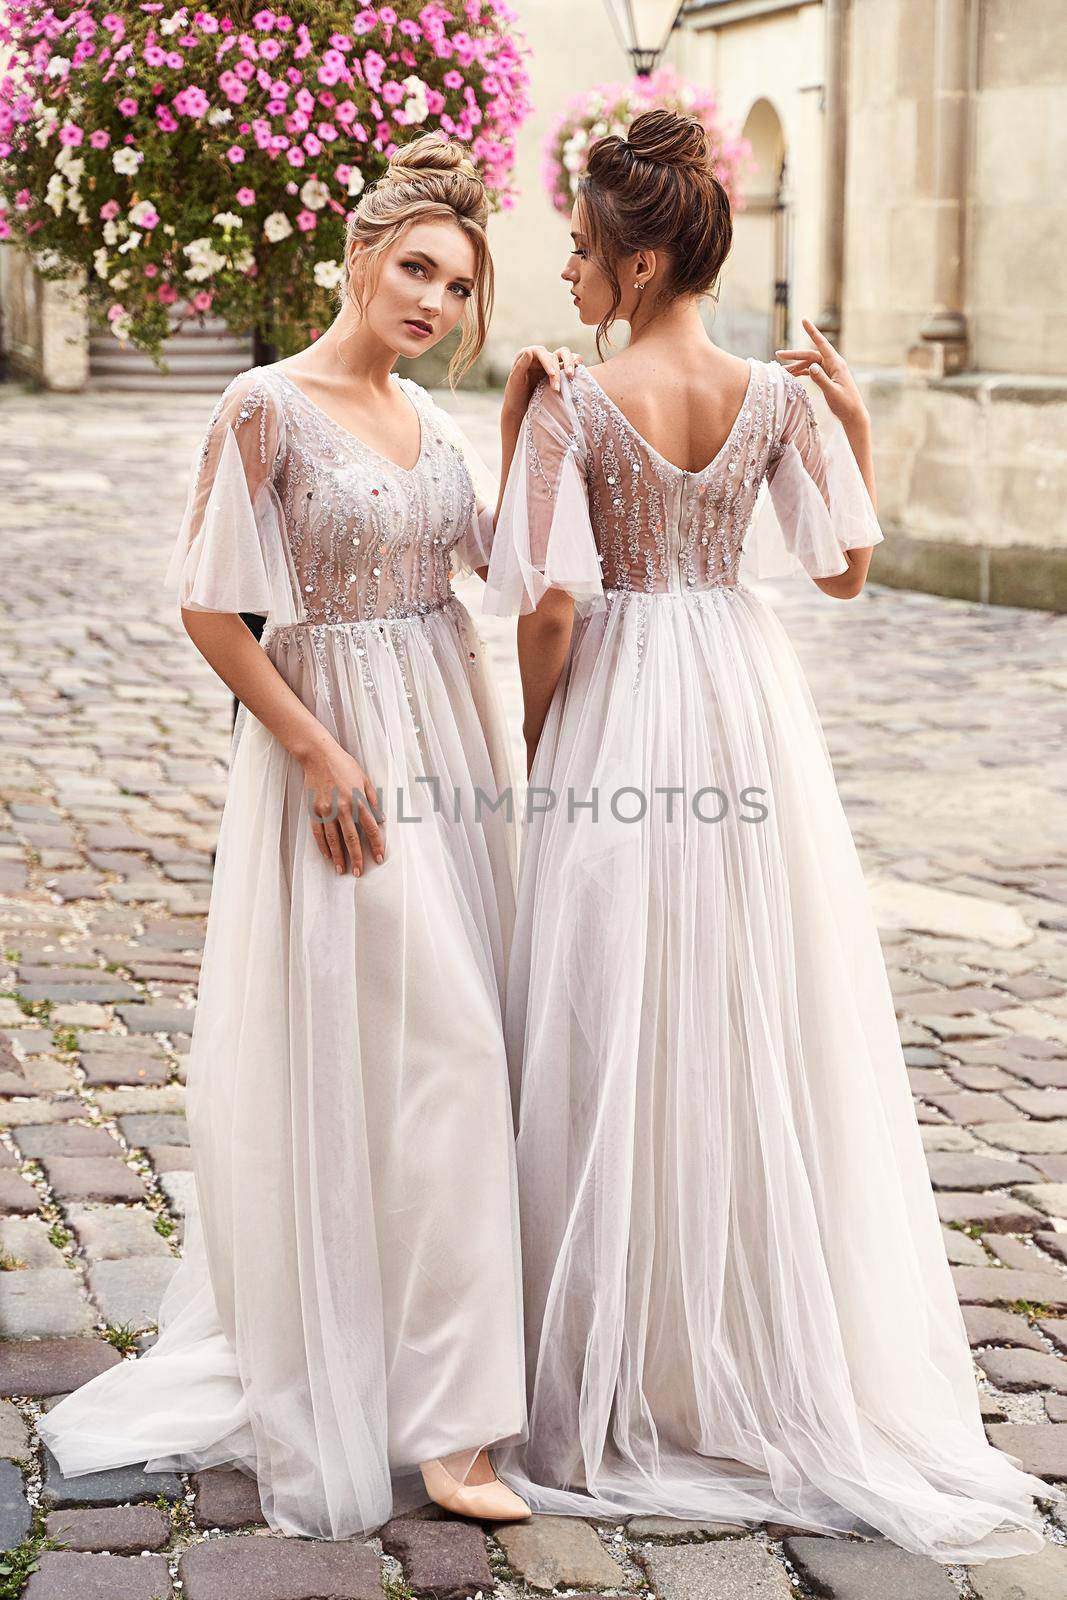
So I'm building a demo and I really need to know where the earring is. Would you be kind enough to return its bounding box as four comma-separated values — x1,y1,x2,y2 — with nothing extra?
634,282,643,292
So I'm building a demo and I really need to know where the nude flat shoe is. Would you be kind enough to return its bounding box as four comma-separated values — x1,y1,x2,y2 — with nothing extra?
419,1457,532,1522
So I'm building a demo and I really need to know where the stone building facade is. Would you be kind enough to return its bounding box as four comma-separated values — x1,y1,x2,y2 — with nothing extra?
673,0,1067,609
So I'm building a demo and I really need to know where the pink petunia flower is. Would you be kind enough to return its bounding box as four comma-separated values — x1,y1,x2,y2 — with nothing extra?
157,283,179,303
192,290,213,311
89,129,110,148
227,145,246,162
100,199,120,221
295,208,316,231
236,186,256,205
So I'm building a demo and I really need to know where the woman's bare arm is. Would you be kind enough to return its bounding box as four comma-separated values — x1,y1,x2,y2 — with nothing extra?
182,609,384,875
515,589,575,776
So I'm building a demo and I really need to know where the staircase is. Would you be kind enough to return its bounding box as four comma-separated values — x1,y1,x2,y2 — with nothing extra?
90,313,253,392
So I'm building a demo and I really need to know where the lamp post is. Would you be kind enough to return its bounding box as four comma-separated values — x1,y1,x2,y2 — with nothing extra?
602,0,687,77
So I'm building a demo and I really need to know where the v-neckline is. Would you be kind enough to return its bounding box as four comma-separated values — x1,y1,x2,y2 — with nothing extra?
272,367,426,475
579,358,756,478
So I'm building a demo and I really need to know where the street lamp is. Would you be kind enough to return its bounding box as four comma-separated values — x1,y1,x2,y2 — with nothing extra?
602,0,687,77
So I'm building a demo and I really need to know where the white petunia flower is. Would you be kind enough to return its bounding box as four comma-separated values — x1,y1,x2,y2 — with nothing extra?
110,268,129,290
206,106,232,126
128,200,158,228
118,229,142,254
183,236,227,280
45,173,66,216
232,249,255,273
55,148,84,183
299,178,330,211
109,311,133,343
346,169,365,199
93,247,111,280
102,219,120,245
401,75,428,125
112,147,144,176
313,259,344,289
212,211,242,231
263,211,293,242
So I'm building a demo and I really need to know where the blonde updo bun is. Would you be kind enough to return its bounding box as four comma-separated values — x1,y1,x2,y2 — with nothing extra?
579,108,733,354
343,133,493,384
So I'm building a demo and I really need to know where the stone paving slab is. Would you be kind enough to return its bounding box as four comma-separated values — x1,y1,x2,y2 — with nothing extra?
967,1539,1067,1600
0,1216,66,1269
40,1445,184,1508
41,1155,151,1203
43,1502,172,1552
0,1398,33,1461
381,1515,493,1598
87,1256,178,1328
494,1515,626,1590
0,1338,121,1397
191,1466,267,1529
640,1538,794,1599
0,1455,32,1548
0,1267,95,1338
784,1535,959,1600
178,1534,383,1600
66,1203,175,1262
23,1550,174,1599
0,1170,45,1215
985,1424,1067,1480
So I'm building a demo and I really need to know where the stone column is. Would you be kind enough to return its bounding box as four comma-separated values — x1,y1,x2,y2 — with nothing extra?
817,0,847,345
910,0,971,375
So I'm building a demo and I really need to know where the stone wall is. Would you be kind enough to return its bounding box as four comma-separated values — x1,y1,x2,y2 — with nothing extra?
0,250,89,391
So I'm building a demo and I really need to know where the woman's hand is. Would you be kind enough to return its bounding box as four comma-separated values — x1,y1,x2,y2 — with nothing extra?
502,345,582,422
301,737,385,877
775,318,869,432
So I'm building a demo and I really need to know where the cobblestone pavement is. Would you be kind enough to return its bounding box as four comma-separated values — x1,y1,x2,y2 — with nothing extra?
0,374,1066,1598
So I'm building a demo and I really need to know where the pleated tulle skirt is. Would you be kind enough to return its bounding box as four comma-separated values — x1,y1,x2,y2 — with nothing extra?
39,594,528,1539
494,582,1060,1564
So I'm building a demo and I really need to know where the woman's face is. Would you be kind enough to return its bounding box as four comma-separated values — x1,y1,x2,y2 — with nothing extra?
350,218,477,357
562,198,644,329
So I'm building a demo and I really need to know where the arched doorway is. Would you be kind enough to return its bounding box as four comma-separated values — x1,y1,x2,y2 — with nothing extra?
718,98,790,360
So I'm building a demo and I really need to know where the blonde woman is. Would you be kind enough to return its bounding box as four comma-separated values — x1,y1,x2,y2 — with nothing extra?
38,135,561,1539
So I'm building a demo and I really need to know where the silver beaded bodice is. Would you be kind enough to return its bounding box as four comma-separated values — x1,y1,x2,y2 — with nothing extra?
548,358,812,595
196,365,480,626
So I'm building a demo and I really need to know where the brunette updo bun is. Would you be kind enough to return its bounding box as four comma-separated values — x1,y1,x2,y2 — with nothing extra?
579,108,733,352
343,132,492,385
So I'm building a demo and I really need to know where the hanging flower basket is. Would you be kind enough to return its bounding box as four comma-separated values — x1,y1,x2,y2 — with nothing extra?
0,2,532,363
542,65,750,217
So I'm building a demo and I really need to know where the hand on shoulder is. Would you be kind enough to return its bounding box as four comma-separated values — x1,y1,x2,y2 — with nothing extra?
502,344,584,421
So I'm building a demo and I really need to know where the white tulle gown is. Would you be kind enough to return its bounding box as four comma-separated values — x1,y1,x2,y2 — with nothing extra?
38,366,527,1539
481,358,1062,1563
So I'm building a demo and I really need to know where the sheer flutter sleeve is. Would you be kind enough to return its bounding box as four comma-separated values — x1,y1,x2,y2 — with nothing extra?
481,376,606,618
739,365,884,583
165,372,296,622
421,388,499,580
